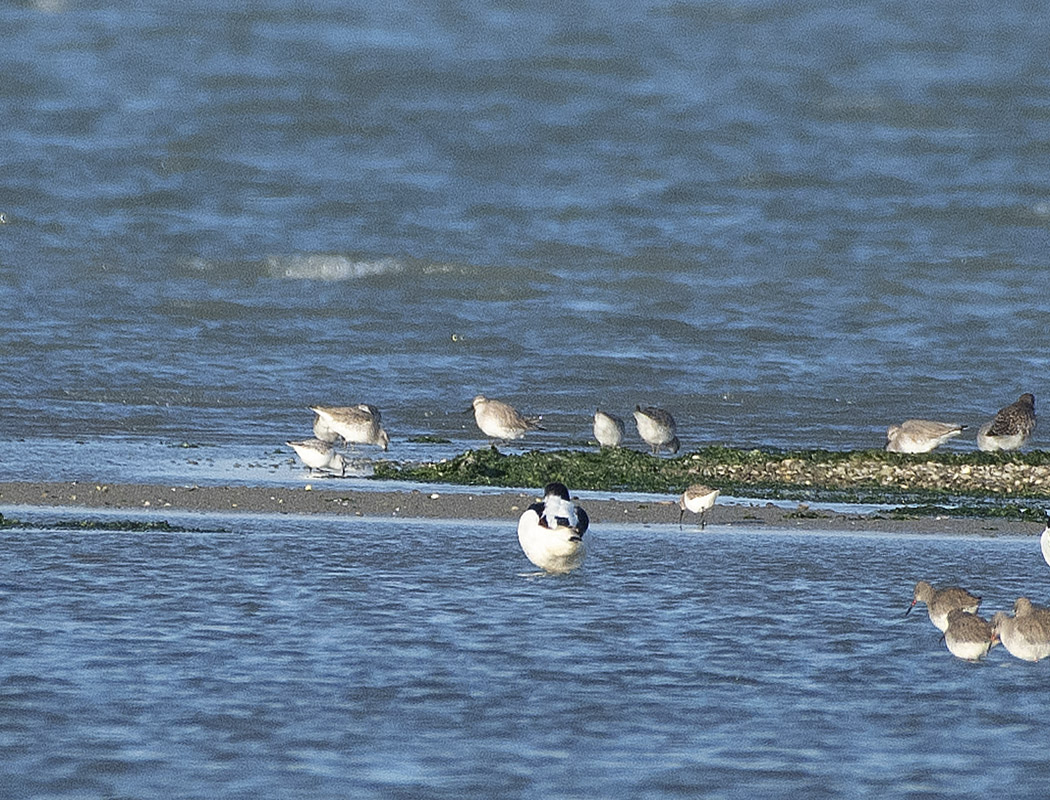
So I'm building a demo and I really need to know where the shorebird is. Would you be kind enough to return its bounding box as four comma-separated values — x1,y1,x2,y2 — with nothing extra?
312,411,340,443
678,484,719,529
1040,512,1050,569
977,393,1036,452
942,609,998,662
593,408,625,448
516,482,589,574
992,597,1050,662
633,405,680,455
906,580,981,632
885,419,966,453
310,404,389,450
286,438,348,476
471,395,541,442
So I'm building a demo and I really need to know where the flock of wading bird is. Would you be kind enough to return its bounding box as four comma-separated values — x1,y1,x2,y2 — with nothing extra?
285,393,1043,606
908,521,1050,664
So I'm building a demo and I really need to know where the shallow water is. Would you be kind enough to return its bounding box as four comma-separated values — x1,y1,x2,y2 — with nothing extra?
1,0,1049,486
2,511,1050,798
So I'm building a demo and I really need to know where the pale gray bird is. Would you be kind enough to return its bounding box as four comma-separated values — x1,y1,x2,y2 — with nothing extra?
286,438,348,476
633,405,680,455
310,404,389,450
593,408,625,448
471,395,541,442
885,419,966,453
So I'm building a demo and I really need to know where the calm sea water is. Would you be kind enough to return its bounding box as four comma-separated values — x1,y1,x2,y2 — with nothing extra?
2,512,1050,798
1,0,1048,483
3,3,1050,795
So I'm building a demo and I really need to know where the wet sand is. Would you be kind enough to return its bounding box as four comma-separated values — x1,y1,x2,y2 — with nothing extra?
0,480,1042,536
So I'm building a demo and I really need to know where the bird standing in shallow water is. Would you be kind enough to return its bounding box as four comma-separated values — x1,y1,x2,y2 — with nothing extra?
633,405,680,455
942,609,998,662
977,393,1036,452
678,484,719,529
517,482,588,574
593,408,625,448
286,438,348,476
310,404,389,450
471,395,541,443
992,597,1050,662
906,580,981,632
885,419,966,453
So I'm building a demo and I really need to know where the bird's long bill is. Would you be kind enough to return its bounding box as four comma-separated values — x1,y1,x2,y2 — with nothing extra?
904,600,916,617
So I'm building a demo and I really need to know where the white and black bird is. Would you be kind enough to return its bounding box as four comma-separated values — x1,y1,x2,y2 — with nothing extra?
977,393,1036,452
633,405,680,455
593,408,625,448
678,484,719,529
517,482,589,574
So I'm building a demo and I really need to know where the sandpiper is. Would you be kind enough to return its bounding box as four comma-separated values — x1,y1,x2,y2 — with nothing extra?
977,393,1036,452
1040,512,1050,569
516,482,589,574
593,408,625,448
906,580,981,632
310,404,389,450
992,597,1050,662
286,438,348,476
471,395,541,442
942,609,998,662
678,484,719,529
633,405,680,455
885,419,966,453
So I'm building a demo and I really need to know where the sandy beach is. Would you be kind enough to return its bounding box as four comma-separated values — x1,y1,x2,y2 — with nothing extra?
0,480,1043,536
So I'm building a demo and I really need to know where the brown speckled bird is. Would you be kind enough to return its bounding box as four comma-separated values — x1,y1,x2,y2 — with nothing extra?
977,393,1036,452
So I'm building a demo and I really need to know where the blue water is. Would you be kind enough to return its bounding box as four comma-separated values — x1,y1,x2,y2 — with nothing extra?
3,2,1050,795
2,512,1050,798
1,0,1048,482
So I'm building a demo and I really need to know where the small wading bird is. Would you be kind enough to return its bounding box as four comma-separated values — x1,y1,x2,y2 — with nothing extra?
885,419,966,453
678,484,719,529
517,482,589,574
633,405,680,455
906,580,981,632
942,609,998,662
286,438,347,476
471,395,542,442
977,393,1036,452
992,597,1050,662
593,408,625,448
310,404,389,450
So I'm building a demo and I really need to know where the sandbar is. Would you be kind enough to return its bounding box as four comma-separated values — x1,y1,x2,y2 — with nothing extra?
0,480,1042,536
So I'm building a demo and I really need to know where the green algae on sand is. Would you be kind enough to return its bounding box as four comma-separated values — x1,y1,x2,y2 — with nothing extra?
372,445,1050,509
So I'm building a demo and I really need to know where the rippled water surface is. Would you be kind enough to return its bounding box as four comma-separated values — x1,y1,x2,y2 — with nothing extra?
1,0,1049,483
3,4,1050,793
2,512,1050,798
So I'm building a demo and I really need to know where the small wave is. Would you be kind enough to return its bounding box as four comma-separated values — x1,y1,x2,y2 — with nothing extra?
265,255,404,281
